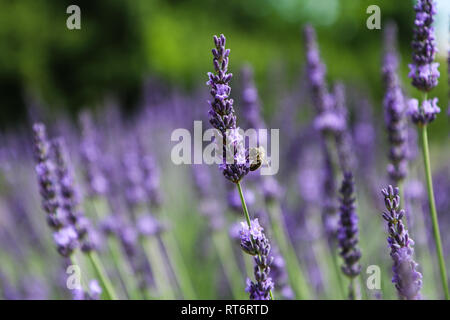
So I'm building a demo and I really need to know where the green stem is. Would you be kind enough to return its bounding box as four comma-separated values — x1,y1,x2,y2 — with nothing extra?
267,200,311,299
419,124,449,299
160,232,197,299
141,237,176,299
87,251,118,300
330,245,346,299
236,181,274,300
107,237,143,299
212,231,246,299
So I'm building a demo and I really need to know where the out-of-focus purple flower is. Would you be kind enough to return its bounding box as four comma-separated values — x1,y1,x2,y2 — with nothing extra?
122,151,147,207
313,110,346,134
409,0,439,91
79,112,109,197
240,219,274,300
338,172,361,282
33,123,62,229
72,279,102,300
262,176,283,202
304,25,329,114
207,34,250,183
228,221,241,242
137,214,162,236
140,154,163,208
382,23,408,184
408,97,440,126
52,138,98,253
88,280,102,300
52,138,81,223
53,226,78,257
270,246,294,300
241,65,264,131
119,225,139,258
381,185,422,300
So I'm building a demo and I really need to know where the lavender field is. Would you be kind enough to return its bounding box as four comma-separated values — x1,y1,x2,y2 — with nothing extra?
0,0,449,300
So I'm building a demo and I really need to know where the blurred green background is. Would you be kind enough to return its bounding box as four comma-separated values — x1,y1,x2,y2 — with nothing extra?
0,0,448,138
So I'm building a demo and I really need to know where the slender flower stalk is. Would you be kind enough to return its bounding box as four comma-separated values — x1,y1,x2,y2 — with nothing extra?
407,0,448,299
381,186,422,300
338,172,361,299
207,34,274,299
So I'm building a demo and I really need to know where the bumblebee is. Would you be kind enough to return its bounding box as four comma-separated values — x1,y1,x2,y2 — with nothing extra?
249,146,266,171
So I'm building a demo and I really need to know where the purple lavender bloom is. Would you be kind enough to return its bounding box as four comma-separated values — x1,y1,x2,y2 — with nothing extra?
240,219,274,300
137,215,162,236
239,218,265,256
33,123,62,229
270,246,294,300
408,97,441,126
409,0,439,91
79,112,109,197
140,154,163,208
207,34,250,183
304,25,330,114
241,65,264,130
332,83,354,173
72,279,102,300
338,172,361,280
382,23,408,183
262,176,283,202
53,226,78,257
52,138,98,253
381,185,422,300
304,41,344,136
122,151,147,207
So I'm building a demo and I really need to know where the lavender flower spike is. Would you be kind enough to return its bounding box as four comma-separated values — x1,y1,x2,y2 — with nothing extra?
207,34,249,183
408,0,440,125
381,185,422,300
304,25,330,114
33,123,78,257
382,23,408,183
52,138,97,253
338,172,361,299
240,219,274,300
409,0,439,92
33,123,61,228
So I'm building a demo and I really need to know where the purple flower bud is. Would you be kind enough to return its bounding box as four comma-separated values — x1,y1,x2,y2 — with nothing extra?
240,219,274,300
53,226,78,257
381,185,422,299
408,97,441,126
338,172,362,279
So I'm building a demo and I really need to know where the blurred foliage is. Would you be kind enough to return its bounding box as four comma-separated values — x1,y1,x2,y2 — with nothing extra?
0,0,448,139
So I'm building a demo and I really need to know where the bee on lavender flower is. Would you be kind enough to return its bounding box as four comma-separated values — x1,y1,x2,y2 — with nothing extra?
248,146,266,172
